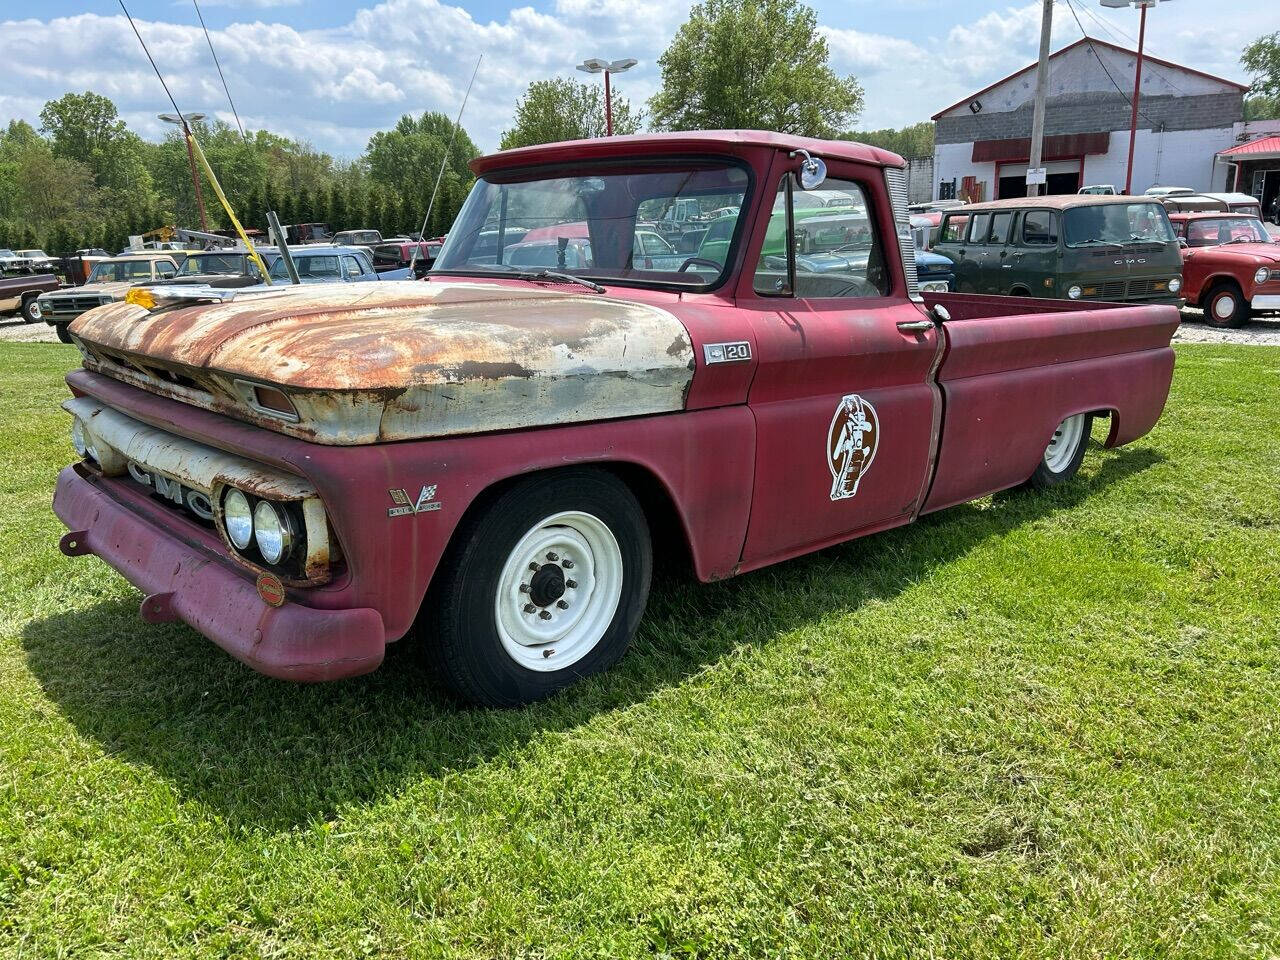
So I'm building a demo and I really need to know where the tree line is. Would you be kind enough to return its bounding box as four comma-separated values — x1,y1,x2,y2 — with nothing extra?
0,93,479,255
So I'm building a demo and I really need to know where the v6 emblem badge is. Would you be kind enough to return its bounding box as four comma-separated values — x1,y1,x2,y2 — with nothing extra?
387,484,442,517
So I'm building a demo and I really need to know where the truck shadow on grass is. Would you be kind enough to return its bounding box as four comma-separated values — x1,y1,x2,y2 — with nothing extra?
22,444,1163,832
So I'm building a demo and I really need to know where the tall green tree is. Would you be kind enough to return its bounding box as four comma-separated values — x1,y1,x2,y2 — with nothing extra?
840,122,934,158
500,77,642,149
364,112,478,196
39,91,154,206
1242,32,1280,120
649,0,863,137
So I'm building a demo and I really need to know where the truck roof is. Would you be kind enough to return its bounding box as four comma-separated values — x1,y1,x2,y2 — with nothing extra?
471,130,905,176
949,194,1166,214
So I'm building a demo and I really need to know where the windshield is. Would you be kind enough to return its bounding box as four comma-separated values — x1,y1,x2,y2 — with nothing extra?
1185,217,1270,246
1064,203,1176,247
432,161,750,288
88,260,157,282
178,253,248,276
269,254,344,280
17,250,47,258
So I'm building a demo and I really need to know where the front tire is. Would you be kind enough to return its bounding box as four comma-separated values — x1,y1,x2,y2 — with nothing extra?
1023,413,1092,490
1204,282,1248,329
55,323,73,344
425,469,652,708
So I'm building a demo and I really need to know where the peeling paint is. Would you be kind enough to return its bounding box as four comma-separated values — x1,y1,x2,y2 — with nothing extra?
71,281,695,444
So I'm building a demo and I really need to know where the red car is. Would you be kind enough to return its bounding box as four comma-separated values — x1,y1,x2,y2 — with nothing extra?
53,131,1179,706
1169,211,1280,327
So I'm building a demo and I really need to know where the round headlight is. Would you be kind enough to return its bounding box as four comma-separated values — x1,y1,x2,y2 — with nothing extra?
1067,285,1083,300
71,418,87,457
1168,276,1182,293
1255,267,1270,285
223,489,254,550
253,500,293,565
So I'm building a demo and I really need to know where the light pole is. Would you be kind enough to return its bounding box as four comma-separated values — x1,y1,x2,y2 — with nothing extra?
158,111,209,230
576,57,637,136
1101,0,1170,194
1027,0,1053,197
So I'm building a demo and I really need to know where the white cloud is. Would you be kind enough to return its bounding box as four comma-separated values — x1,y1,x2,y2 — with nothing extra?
0,0,1271,157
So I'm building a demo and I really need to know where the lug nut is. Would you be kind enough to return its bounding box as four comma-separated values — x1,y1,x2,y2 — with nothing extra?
562,559,574,569
529,562,540,572
539,610,553,620
523,603,536,614
566,579,577,589
519,583,530,593
556,599,569,609
546,552,559,562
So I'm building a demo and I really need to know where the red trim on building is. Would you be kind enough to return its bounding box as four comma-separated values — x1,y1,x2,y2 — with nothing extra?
972,132,1110,163
1217,136,1280,158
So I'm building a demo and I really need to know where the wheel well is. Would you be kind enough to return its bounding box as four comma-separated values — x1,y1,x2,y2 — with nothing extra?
1206,275,1243,296
1008,286,1031,297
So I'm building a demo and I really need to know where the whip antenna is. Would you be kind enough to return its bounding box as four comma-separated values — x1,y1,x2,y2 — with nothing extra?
192,0,246,139
409,54,482,276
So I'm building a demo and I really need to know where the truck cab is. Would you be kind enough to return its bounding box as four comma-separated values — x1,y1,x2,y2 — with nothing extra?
1168,211,1280,326
52,131,1178,707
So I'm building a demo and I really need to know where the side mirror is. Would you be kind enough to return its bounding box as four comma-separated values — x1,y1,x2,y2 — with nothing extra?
790,149,827,190
1178,237,1188,249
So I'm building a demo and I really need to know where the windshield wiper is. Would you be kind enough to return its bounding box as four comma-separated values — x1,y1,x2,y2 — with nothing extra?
1223,236,1254,245
512,270,605,294
1129,234,1166,245
1074,238,1125,249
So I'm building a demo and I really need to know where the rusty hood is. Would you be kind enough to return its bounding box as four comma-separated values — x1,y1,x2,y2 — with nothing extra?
70,280,696,444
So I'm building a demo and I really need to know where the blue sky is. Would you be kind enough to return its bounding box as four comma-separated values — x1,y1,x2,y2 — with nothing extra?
3,0,1275,156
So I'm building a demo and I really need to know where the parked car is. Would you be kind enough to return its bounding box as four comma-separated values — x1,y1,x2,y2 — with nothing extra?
372,240,441,277
1,248,35,272
284,222,332,245
36,253,183,342
914,249,954,293
332,229,383,247
931,195,1183,303
54,131,1178,708
0,273,61,322
267,247,404,283
15,249,58,272
1167,212,1280,327
1199,193,1264,219
154,249,280,289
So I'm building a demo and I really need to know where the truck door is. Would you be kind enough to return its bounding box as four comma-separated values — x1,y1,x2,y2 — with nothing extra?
960,213,990,292
1008,208,1058,296
737,164,942,570
986,212,1015,292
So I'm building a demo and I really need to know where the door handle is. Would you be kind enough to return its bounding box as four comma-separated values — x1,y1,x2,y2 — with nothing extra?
896,319,934,333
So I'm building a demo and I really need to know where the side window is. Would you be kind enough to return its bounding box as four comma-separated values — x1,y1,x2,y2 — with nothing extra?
156,261,176,278
966,214,991,244
987,213,1012,244
939,215,969,243
1022,210,1059,245
342,256,363,278
356,253,373,275
752,176,888,299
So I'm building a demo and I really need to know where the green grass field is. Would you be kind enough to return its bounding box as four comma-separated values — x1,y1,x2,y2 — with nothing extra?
1,341,1278,958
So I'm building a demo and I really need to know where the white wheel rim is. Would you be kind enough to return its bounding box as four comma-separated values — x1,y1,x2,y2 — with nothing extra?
494,510,623,672
1044,414,1086,473
1213,293,1236,319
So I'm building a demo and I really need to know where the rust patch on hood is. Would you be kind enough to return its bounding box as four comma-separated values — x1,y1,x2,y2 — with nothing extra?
71,281,696,444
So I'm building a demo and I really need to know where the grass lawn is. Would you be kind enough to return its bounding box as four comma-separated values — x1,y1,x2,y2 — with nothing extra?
1,340,1278,958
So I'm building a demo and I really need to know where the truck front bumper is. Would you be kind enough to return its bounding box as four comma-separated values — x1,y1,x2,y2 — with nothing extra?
1252,294,1280,311
53,465,385,682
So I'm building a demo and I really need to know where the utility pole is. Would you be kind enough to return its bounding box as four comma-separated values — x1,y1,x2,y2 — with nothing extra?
1027,0,1053,197
159,112,209,230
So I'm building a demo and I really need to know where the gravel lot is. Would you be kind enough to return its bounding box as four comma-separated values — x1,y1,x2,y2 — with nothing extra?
4,306,1278,346
0,315,62,343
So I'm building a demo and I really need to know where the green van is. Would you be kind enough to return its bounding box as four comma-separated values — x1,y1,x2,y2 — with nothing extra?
931,195,1184,304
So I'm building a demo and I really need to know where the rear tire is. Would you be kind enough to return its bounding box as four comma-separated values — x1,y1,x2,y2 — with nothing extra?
55,324,73,344
424,469,652,708
1023,413,1092,490
1204,282,1248,329
19,294,40,324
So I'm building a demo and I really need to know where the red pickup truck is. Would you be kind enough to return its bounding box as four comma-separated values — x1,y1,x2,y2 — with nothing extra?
52,132,1179,706
1168,211,1280,327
